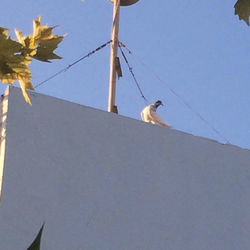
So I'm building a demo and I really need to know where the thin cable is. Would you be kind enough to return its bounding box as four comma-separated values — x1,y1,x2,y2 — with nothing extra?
118,43,149,105
35,40,112,89
119,41,230,144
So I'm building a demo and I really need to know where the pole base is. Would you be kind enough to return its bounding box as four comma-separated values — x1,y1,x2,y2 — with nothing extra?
111,105,118,114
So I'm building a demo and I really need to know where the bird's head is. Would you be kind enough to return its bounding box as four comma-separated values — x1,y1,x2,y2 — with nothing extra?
155,100,163,108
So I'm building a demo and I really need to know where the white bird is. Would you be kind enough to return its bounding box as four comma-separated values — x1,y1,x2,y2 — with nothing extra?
141,100,172,128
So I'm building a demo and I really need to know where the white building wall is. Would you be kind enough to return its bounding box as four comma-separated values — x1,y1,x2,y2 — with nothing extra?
0,88,8,198
0,86,250,250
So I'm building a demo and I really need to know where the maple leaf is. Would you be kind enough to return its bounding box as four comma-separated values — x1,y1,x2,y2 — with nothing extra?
234,0,250,25
0,27,33,104
0,17,64,105
32,16,64,62
16,16,64,62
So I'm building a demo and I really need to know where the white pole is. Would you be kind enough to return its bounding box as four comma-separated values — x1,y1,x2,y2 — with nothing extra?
108,0,120,113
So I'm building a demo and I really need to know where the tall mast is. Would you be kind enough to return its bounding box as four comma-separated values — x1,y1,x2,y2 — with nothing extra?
108,0,140,113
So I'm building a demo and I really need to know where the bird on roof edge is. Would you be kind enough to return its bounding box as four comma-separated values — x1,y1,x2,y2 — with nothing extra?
141,100,172,128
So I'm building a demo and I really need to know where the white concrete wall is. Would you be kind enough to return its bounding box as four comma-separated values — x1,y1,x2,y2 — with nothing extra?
0,87,8,198
0,86,250,250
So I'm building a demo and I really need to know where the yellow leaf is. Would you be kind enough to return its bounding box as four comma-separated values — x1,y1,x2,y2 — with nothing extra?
31,16,65,62
19,77,34,105
0,28,31,83
0,16,64,105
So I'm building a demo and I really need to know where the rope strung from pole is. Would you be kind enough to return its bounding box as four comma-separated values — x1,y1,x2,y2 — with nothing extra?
118,42,149,105
35,40,112,89
119,41,231,144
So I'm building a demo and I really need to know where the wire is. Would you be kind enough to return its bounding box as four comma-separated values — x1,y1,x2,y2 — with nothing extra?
119,41,231,144
32,37,230,144
118,42,149,105
34,40,112,89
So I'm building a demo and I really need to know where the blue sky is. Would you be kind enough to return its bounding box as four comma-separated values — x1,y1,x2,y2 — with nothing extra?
1,0,249,149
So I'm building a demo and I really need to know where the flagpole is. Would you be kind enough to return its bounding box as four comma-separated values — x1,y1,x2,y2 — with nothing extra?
108,0,120,113
108,0,140,113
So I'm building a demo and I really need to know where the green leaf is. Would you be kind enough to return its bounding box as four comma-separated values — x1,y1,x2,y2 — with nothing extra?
0,28,29,78
16,16,65,63
234,0,250,25
26,224,44,250
33,36,64,62
32,16,64,62
0,27,8,37
0,27,33,104
0,16,64,105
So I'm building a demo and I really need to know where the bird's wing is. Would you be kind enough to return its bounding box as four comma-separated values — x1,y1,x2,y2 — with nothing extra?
141,109,145,121
141,106,151,122
150,111,171,128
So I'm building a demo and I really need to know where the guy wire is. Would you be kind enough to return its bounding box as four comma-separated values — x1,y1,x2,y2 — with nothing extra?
118,42,149,105
119,41,230,144
34,40,112,89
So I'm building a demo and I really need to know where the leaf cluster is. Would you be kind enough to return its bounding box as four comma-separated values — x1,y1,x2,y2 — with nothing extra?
0,17,64,104
234,0,250,25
